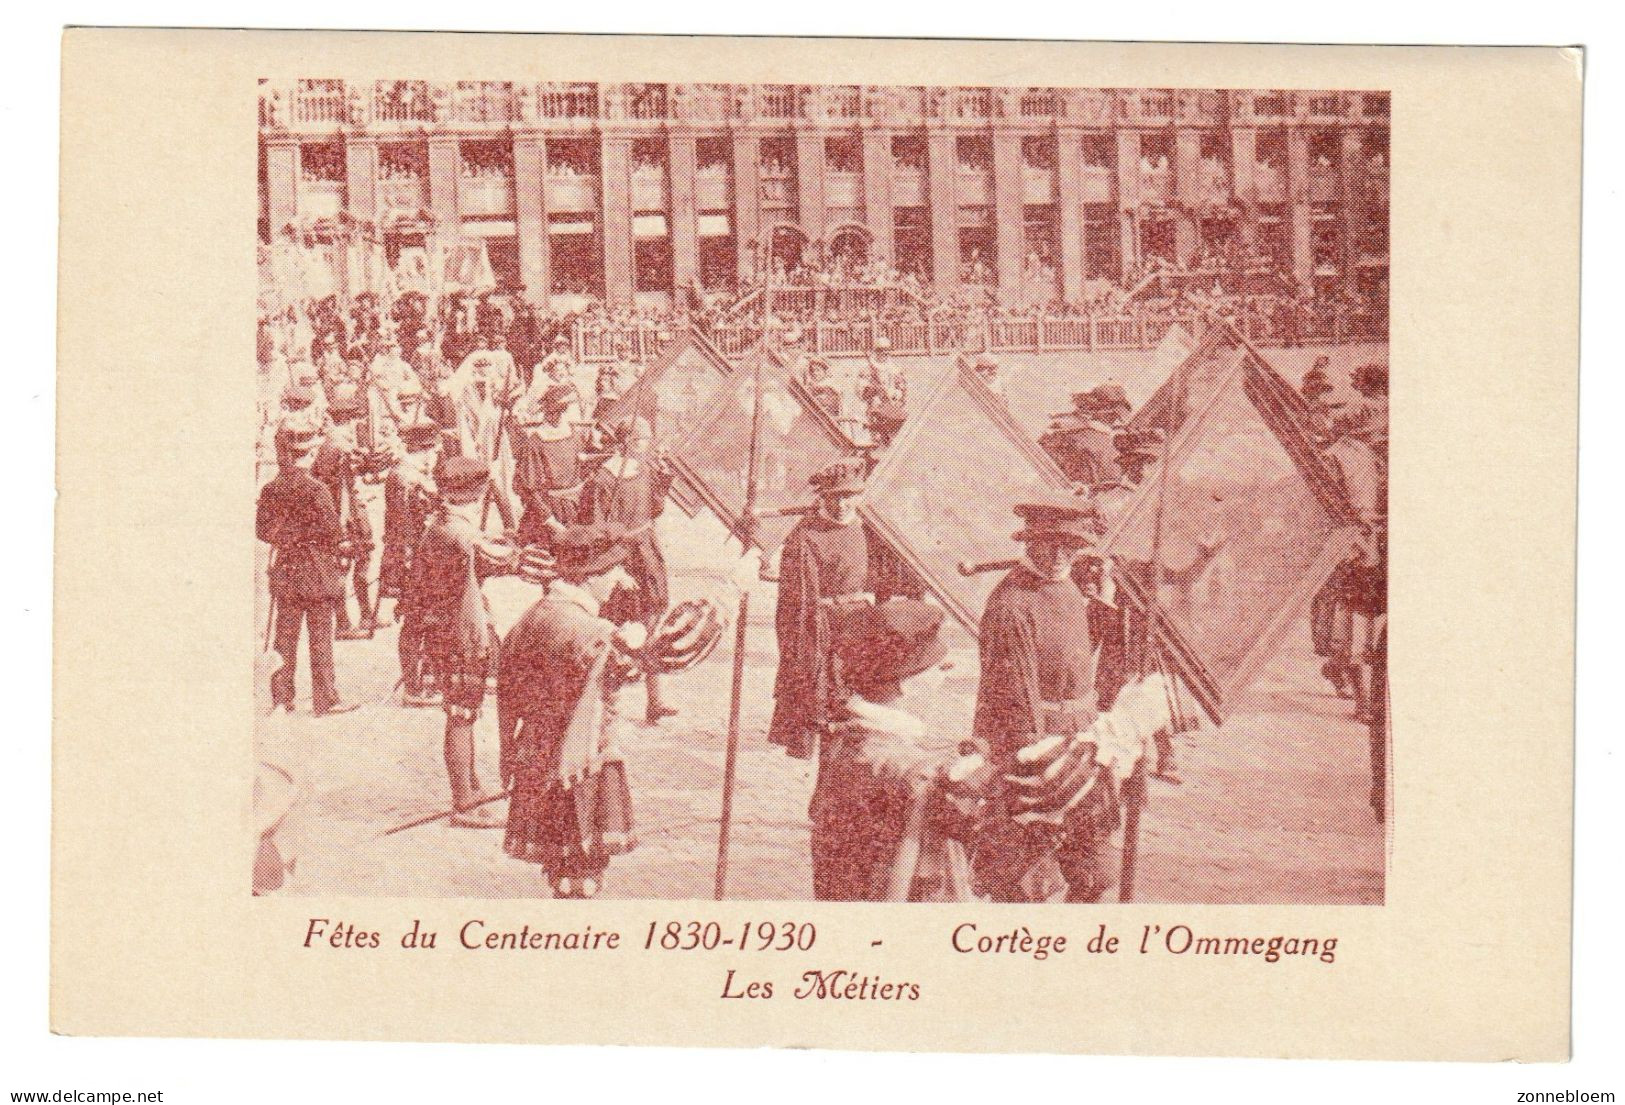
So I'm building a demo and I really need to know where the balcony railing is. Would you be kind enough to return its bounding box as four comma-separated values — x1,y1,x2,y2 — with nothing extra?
759,85,800,119
538,83,599,119
452,82,514,124
1020,89,1058,118
294,80,347,126
949,88,993,120
373,81,434,124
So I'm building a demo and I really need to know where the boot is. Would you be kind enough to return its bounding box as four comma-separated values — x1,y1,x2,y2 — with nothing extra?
444,721,504,828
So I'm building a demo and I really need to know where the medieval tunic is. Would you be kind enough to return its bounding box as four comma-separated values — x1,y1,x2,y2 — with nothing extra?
972,563,1117,901
768,512,870,759
498,583,636,887
578,461,674,629
808,696,973,902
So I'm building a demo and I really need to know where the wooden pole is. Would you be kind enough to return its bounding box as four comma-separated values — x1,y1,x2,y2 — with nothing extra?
713,348,767,900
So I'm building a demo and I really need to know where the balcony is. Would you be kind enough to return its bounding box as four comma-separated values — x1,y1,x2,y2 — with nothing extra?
1305,93,1349,122
1127,91,1177,126
892,169,927,207
459,175,516,217
378,177,427,215
537,82,599,120
1178,90,1229,125
825,172,862,209
1079,165,1114,204
1019,89,1057,119
816,86,863,122
631,169,668,211
869,86,928,123
1058,88,1114,124
293,80,347,128
547,174,599,213
1244,91,1293,123
297,180,344,219
674,83,733,122
757,85,801,120
949,89,993,121
759,177,795,207
1021,167,1055,205
451,82,515,125
372,81,435,127
955,170,992,205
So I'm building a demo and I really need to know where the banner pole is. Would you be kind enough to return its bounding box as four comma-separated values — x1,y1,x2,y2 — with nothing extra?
713,348,766,900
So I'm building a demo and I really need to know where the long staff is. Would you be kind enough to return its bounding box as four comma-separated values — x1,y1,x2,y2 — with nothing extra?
713,351,766,900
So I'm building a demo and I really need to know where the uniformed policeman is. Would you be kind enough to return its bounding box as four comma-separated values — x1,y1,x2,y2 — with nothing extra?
381,421,442,705
313,398,384,639
409,456,522,827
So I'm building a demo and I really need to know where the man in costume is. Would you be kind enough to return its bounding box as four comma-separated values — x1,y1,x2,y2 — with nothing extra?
768,459,874,760
536,334,585,421
312,397,387,639
497,524,644,898
368,328,426,456
971,497,1118,901
380,421,442,706
511,381,587,547
256,424,357,717
408,456,521,828
577,415,678,724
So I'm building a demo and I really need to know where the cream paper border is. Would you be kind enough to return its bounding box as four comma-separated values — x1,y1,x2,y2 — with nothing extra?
53,30,1579,1059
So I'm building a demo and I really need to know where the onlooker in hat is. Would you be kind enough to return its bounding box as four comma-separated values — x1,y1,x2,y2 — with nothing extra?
313,398,381,639
408,455,522,828
972,352,1006,400
577,415,678,724
381,421,442,705
498,523,644,898
971,496,1119,902
256,424,356,717
808,597,967,900
769,459,875,759
1336,361,1389,455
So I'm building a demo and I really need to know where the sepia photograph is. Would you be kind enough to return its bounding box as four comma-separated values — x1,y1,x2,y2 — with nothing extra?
252,77,1391,905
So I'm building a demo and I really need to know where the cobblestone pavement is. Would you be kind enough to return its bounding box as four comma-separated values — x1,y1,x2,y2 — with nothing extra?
255,342,1387,905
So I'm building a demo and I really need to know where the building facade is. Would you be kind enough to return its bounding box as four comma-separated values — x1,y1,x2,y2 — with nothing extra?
259,81,1390,312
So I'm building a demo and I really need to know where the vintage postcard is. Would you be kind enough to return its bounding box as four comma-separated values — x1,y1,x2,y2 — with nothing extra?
53,30,1579,1058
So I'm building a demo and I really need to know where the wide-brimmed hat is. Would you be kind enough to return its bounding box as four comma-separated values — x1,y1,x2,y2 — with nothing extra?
1011,496,1101,545
436,456,490,505
809,459,866,496
836,598,949,688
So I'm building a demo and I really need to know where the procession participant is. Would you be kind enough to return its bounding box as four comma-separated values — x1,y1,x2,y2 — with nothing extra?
497,524,649,898
313,397,386,639
972,352,1006,401
577,415,678,724
862,336,908,447
368,329,425,453
380,421,442,705
447,349,518,530
537,333,582,401
256,424,356,717
768,459,874,760
802,358,842,420
408,456,522,828
809,598,972,901
971,497,1119,902
511,381,586,547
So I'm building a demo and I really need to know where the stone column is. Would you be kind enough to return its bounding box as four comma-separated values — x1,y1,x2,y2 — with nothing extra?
1287,126,1314,293
1229,127,1258,249
1115,131,1142,274
1339,127,1366,295
1055,127,1086,303
513,134,549,309
795,130,827,249
1173,128,1202,263
600,135,634,307
731,130,760,285
345,137,378,223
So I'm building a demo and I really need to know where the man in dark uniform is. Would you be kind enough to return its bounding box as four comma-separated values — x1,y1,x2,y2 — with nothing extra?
256,424,357,716
768,459,874,760
971,497,1117,902
381,421,442,705
409,456,521,827
511,382,585,547
312,397,385,639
